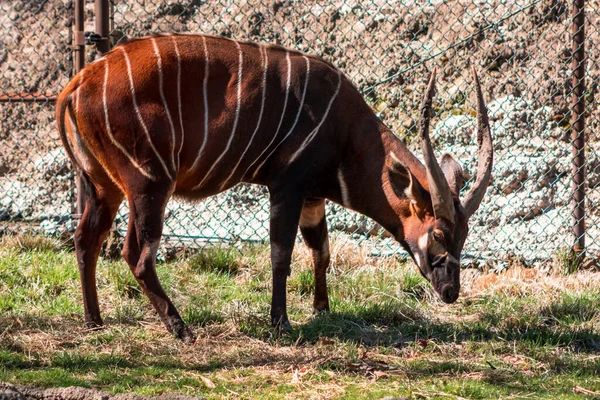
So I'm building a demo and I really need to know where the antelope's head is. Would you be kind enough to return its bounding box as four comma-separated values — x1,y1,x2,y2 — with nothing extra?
387,68,493,304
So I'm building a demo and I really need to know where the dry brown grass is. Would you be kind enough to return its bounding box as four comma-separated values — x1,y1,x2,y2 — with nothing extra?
1,235,599,399
463,264,600,298
0,233,66,253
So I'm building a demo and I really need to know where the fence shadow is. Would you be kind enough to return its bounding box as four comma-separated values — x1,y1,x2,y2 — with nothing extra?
1,308,599,391
290,306,600,354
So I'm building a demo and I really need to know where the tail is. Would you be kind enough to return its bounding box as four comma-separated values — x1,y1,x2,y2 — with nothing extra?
56,88,97,200
56,87,85,174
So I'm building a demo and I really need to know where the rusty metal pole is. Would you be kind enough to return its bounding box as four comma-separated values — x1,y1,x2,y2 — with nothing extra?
74,0,86,217
571,0,586,255
73,0,110,218
95,0,111,54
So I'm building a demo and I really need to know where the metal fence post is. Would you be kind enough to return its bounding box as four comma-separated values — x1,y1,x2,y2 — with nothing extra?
571,0,586,254
74,0,86,218
95,0,111,55
72,0,110,218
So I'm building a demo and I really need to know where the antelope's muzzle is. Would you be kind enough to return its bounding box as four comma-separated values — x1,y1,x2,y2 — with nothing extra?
432,253,460,304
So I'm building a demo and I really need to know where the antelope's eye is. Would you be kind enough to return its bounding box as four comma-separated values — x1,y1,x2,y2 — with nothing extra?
432,229,445,242
429,229,447,255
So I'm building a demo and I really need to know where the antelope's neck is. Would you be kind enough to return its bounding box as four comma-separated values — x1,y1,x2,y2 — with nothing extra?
334,118,427,236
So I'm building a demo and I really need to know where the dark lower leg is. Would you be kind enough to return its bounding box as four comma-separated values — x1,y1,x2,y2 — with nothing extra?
311,243,330,313
271,262,291,329
269,188,304,330
130,240,194,342
299,200,330,314
74,187,122,328
124,191,194,343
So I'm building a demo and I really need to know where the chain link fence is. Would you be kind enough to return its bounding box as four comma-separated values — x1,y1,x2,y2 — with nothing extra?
0,0,74,234
1,0,599,265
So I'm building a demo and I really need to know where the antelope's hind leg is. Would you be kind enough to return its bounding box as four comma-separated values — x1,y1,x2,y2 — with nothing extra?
122,184,195,344
299,199,331,314
74,176,123,329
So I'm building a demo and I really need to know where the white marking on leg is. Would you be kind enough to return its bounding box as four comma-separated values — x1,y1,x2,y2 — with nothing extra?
415,233,430,270
418,233,429,252
337,168,351,209
242,50,292,180
219,44,268,191
414,253,422,268
120,47,173,181
151,37,177,172
193,40,243,190
172,36,184,167
102,59,156,180
75,70,84,113
288,69,342,164
251,55,311,179
189,35,210,172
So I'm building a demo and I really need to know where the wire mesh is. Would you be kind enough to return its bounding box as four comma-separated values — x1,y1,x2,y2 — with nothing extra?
1,0,599,265
0,0,74,235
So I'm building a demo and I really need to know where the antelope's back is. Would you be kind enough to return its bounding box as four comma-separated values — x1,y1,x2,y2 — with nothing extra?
62,34,357,197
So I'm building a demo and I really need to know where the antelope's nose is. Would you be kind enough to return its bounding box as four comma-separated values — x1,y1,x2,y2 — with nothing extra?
440,284,459,304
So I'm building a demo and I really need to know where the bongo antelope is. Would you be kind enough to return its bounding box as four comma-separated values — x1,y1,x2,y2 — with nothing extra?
56,34,493,343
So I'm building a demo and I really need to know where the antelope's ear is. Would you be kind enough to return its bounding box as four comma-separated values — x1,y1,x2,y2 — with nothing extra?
388,152,427,205
440,153,467,197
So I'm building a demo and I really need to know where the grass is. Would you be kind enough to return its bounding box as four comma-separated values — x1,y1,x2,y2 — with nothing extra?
1,235,600,399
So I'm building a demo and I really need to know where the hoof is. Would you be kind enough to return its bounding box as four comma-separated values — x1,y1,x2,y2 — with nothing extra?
312,307,330,315
84,319,104,331
180,327,196,345
173,323,196,344
272,316,292,334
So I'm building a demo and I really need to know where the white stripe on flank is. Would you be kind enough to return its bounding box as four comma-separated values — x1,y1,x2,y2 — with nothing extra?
287,69,342,164
192,40,244,190
219,44,268,191
242,50,292,179
189,35,210,172
251,55,311,179
120,47,173,181
75,70,84,113
172,36,184,167
337,168,351,208
102,59,155,180
151,37,177,172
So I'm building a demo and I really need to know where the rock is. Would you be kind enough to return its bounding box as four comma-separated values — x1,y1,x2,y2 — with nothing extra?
487,95,529,120
40,219,60,235
0,383,27,400
496,189,552,221
32,148,69,178
433,114,476,147
401,116,414,129
0,382,205,400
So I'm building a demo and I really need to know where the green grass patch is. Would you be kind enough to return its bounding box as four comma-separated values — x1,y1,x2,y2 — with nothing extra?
1,239,600,398
187,246,242,275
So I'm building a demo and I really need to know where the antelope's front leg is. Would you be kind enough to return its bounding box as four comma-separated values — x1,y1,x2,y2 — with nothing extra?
299,199,330,314
124,186,195,344
268,187,304,331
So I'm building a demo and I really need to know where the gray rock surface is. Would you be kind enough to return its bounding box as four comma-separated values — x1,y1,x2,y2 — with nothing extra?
0,383,204,400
